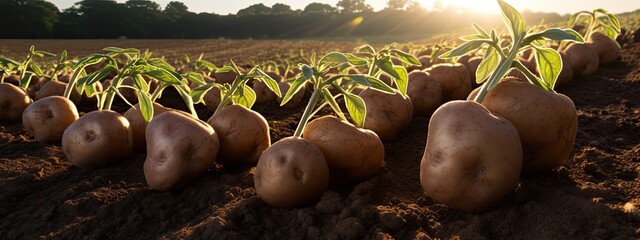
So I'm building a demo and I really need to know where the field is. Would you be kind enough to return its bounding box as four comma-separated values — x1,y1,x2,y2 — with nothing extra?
1,39,640,239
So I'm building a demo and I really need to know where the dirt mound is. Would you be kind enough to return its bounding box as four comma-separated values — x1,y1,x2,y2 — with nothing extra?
1,44,640,239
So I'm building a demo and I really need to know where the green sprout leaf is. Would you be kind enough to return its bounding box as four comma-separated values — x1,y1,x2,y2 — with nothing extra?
133,74,150,93
522,28,584,46
345,74,394,94
216,66,237,74
343,92,366,128
30,63,44,76
439,40,486,59
232,84,256,109
143,68,182,85
280,75,306,106
184,72,206,85
390,49,421,66
356,44,376,55
34,50,56,57
86,65,116,85
472,23,490,38
476,47,500,84
392,66,409,96
533,47,562,90
137,90,154,123
302,64,314,80
253,68,282,98
376,56,400,79
497,0,526,38
19,72,33,88
190,83,215,104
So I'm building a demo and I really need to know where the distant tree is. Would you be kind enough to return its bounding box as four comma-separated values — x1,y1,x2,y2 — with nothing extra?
303,2,337,14
125,0,159,11
337,0,373,13
237,3,271,16
164,1,188,20
0,0,59,38
271,3,294,15
386,0,411,10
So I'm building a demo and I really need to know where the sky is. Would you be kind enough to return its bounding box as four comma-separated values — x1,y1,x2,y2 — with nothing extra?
48,0,639,15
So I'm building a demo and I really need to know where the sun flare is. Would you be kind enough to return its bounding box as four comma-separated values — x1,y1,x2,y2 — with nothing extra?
424,0,503,14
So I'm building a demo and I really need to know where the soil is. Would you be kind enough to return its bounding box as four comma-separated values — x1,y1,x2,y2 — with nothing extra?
1,43,640,240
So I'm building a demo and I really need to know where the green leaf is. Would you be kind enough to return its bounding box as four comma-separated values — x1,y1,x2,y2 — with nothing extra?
606,13,621,32
302,64,313,80
215,66,237,74
345,74,394,94
232,84,256,109
472,23,490,38
133,74,150,93
30,63,44,76
390,49,421,66
137,90,154,123
460,34,484,41
103,47,124,52
601,25,618,40
86,65,116,85
83,81,98,98
534,47,562,90
439,40,486,59
184,72,206,85
253,68,282,98
568,11,591,27
318,52,349,67
60,50,67,63
392,66,408,96
476,47,500,84
321,88,347,121
19,72,33,88
280,75,306,106
376,57,400,79
343,92,366,128
523,28,584,46
497,0,526,38
143,68,182,85
149,58,176,71
35,50,56,57
190,83,215,104
344,53,368,66
356,44,375,55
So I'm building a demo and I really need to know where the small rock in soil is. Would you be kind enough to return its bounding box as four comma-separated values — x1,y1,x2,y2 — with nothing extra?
379,211,406,231
336,217,365,240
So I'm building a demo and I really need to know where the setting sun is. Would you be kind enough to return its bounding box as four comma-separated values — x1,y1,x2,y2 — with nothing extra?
424,0,505,14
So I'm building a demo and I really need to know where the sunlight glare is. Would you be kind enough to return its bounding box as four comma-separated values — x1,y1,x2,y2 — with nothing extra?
423,0,509,14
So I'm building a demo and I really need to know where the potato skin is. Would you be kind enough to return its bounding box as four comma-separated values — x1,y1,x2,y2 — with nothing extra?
213,71,237,85
586,32,620,65
35,81,81,105
303,116,384,183
123,102,171,152
254,137,329,208
207,104,270,166
203,87,222,112
62,110,133,169
253,80,277,104
144,111,219,191
358,88,413,141
562,42,599,77
466,56,482,88
468,78,578,172
425,63,471,102
555,52,574,88
0,83,32,123
421,100,522,212
407,71,442,116
22,96,79,143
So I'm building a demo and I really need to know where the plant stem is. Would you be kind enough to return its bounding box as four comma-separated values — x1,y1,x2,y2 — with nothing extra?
213,77,241,115
293,83,323,138
514,61,552,91
104,75,122,111
473,37,522,104
63,67,84,100
0,73,5,83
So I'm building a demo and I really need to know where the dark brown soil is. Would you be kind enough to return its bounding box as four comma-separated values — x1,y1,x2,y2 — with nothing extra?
1,43,640,240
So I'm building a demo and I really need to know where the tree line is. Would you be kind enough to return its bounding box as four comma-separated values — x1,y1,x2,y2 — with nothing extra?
0,0,568,39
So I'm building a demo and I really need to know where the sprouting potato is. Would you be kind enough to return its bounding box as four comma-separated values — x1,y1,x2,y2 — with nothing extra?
254,137,329,208
214,71,237,84
22,96,78,143
0,83,32,123
144,111,219,191
277,81,304,109
425,63,472,102
303,116,384,183
468,77,578,172
203,87,222,112
206,104,270,166
407,71,442,116
62,110,133,169
421,100,522,212
358,88,413,140
562,42,599,77
586,32,620,65
35,80,81,105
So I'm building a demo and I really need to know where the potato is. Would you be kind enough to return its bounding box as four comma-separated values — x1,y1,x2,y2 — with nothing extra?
144,111,219,191
207,104,270,166
123,102,171,152
203,87,222,112
3,74,20,86
213,71,237,84
254,137,329,208
456,54,472,69
79,81,104,107
377,73,395,88
468,77,578,172
303,116,384,183
118,77,159,104
35,81,81,105
421,100,522,212
253,80,278,104
407,71,442,116
358,88,413,141
277,81,304,109
22,96,79,143
0,83,32,123
562,42,599,77
425,63,471,102
555,52,574,88
466,56,482,88
586,32,620,65
62,110,133,169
